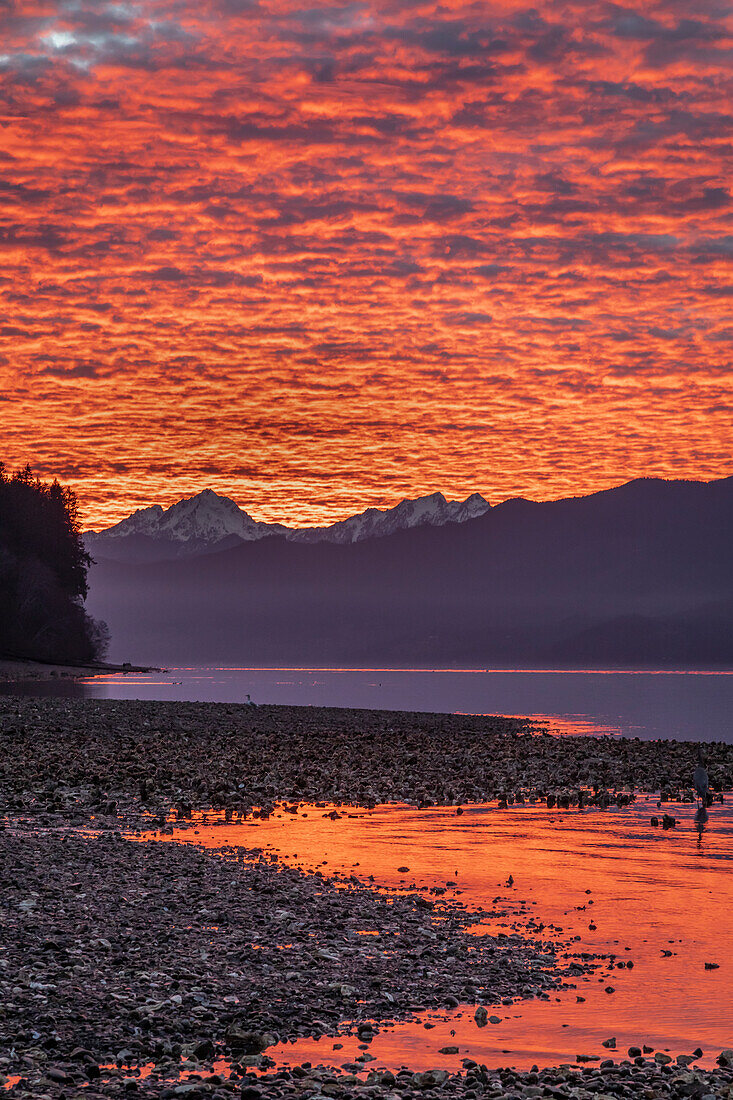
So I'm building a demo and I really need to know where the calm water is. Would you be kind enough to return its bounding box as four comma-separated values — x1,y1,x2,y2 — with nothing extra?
3,666,733,742
139,797,733,1071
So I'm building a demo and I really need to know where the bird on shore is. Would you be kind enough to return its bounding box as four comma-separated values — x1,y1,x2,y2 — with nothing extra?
245,693,258,709
693,745,709,810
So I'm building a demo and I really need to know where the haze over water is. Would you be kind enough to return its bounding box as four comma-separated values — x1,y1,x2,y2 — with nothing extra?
6,667,733,744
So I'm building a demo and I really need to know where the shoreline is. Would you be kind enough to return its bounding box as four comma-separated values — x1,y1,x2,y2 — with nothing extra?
0,657,161,682
1,697,730,829
1,696,731,1098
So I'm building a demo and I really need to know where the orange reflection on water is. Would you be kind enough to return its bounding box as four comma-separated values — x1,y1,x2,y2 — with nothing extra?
137,799,733,1071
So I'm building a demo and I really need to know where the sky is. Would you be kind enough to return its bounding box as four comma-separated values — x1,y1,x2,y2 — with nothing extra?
1,0,732,529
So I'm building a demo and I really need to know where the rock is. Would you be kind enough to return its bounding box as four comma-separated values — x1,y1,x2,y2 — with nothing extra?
602,1038,616,1049
46,1068,71,1083
413,1070,449,1088
225,1026,276,1054
438,1046,459,1054
70,1047,95,1061
4,696,732,1100
718,1048,733,1067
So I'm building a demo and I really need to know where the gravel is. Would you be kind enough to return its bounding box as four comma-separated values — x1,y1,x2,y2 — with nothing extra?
0,828,594,1097
1,695,731,1099
1,698,730,830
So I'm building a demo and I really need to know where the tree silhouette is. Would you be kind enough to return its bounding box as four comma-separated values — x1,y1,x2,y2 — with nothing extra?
0,465,109,663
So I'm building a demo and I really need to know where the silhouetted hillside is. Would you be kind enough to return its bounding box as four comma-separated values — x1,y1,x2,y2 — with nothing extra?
86,476,733,668
0,465,108,663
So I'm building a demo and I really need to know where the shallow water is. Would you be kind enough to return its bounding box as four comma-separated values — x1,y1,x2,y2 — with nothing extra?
139,798,733,1072
3,666,733,742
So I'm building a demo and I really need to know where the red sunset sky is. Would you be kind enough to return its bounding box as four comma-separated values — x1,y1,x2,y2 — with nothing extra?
1,0,731,528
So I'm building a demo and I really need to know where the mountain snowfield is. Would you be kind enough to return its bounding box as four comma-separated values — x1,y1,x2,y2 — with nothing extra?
293,491,490,544
90,490,288,544
84,489,491,561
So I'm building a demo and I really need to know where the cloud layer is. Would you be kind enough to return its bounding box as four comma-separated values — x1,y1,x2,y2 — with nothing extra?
1,0,732,524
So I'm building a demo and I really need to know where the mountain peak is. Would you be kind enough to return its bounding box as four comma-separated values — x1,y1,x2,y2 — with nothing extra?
100,503,164,537
85,488,491,560
88,490,285,547
289,491,491,544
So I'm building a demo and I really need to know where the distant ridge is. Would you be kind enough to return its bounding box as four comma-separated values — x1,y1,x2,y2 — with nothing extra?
84,490,491,562
86,474,733,668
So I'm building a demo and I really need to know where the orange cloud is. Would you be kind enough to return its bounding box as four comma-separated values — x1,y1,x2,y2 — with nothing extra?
0,0,731,526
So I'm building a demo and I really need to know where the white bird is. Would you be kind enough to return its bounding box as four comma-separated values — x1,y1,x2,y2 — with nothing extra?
693,745,709,809
245,693,257,709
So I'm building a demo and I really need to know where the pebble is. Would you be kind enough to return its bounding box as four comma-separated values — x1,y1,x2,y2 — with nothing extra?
0,825,591,1098
1,697,730,828
0,695,731,1100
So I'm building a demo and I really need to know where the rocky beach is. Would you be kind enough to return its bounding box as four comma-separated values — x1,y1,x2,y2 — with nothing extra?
1,697,732,1098
0,661,158,685
0,661,89,684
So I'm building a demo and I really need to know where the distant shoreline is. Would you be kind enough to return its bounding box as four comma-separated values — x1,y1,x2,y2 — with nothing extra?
0,657,161,682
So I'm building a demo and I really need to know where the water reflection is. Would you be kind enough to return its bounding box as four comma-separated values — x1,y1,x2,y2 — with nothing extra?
137,797,733,1071
2,666,733,742
695,806,709,851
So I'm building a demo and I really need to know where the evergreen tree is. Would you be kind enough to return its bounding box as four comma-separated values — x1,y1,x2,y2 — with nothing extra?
0,465,108,663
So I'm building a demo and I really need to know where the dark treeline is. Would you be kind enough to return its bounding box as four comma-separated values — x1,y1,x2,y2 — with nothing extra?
0,464,109,663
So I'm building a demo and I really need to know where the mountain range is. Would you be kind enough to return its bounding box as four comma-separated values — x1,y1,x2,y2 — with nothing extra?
86,475,733,669
84,490,491,562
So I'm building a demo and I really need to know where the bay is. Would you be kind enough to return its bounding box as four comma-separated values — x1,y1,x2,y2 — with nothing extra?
3,665,732,742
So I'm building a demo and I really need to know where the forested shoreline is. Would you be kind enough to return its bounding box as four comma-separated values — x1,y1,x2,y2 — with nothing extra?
0,464,108,663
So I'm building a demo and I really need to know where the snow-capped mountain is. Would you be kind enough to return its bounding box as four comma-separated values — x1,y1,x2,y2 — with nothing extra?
85,489,491,562
290,492,490,544
90,489,286,544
